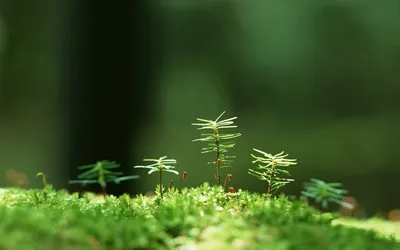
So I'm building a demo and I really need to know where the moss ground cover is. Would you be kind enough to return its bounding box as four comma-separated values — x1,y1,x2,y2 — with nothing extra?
0,185,399,250
1,112,398,249
333,217,400,241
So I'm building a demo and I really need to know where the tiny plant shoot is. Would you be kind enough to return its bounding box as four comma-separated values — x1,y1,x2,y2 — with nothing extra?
36,172,48,189
248,149,297,195
179,171,187,192
192,111,241,186
69,160,140,197
134,156,179,199
301,178,354,210
223,173,232,191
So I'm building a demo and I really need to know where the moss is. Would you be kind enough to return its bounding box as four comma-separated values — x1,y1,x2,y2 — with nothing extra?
333,217,400,240
0,185,399,250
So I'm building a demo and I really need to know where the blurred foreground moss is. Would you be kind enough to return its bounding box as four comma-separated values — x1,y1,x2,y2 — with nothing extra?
333,217,400,242
0,185,399,250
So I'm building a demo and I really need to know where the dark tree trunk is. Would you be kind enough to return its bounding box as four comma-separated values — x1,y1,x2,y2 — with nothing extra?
63,0,155,195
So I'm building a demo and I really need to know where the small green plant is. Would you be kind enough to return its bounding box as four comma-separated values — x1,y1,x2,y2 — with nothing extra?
248,149,297,195
192,111,241,185
36,172,48,189
223,173,232,191
301,178,354,210
69,160,140,197
134,156,179,199
178,171,187,192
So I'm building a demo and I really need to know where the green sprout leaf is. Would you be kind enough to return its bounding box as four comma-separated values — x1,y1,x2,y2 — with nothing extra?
192,111,241,185
301,178,353,210
134,156,179,199
69,160,139,197
248,148,297,195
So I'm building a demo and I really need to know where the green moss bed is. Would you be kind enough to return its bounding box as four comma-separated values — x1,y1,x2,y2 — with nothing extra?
0,184,399,250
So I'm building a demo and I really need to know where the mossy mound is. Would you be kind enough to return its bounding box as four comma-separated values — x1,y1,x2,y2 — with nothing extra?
0,184,399,250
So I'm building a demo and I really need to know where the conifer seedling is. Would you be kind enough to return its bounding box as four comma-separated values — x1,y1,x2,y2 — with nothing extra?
69,160,140,197
192,111,241,185
134,156,179,199
248,149,297,195
301,178,354,210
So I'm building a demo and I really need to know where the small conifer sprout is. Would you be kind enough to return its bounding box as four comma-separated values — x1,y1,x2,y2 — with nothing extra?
248,149,297,195
69,160,139,197
134,156,179,199
301,178,354,210
192,111,241,185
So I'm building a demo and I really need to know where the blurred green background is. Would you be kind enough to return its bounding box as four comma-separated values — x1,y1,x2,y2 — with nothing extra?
0,0,399,216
